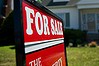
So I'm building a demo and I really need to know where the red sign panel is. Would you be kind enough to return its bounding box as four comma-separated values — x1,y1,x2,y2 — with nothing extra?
21,1,67,66
22,2,64,44
26,44,66,66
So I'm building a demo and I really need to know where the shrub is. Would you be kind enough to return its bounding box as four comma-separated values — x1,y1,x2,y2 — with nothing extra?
88,41,97,47
0,11,14,46
76,39,82,44
64,29,87,47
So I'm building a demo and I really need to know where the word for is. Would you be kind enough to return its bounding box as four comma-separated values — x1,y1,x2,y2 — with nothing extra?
29,57,42,66
25,6,63,35
52,57,62,66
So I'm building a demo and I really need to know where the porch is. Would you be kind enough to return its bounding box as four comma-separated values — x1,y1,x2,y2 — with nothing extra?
79,8,99,43
77,0,99,43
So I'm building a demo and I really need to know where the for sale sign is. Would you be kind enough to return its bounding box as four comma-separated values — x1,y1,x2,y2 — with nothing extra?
14,0,67,66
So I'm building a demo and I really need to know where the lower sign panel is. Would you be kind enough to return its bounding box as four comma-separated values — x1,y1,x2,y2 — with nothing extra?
26,44,66,66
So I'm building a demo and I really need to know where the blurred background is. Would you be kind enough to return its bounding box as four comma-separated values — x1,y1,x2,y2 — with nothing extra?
0,0,99,66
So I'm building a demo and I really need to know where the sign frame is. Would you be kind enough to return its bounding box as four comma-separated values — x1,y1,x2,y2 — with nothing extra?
14,0,68,66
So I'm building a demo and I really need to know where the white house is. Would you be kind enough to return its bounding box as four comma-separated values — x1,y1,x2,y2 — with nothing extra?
41,0,99,42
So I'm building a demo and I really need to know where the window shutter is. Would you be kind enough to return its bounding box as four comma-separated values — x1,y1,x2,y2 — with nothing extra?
65,13,70,27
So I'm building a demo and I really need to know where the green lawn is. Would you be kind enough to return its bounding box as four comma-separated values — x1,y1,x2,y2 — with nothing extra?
0,46,99,66
66,47,99,66
0,46,16,66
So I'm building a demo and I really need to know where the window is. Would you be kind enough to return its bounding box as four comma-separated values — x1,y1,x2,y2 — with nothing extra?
87,13,95,23
97,14,99,29
65,13,70,27
82,13,99,32
97,14,99,23
82,14,87,30
56,13,70,28
82,14,86,24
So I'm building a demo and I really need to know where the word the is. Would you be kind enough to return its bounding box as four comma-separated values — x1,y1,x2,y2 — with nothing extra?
29,57,42,66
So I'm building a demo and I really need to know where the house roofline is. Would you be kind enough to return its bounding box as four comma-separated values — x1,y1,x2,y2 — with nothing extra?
47,5,77,9
77,3,99,5
77,1,99,5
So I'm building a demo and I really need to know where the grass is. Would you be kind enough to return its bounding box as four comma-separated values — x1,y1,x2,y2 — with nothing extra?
66,47,99,66
0,46,16,66
0,46,99,66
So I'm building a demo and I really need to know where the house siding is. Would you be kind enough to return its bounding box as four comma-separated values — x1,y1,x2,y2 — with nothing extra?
49,7,79,29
